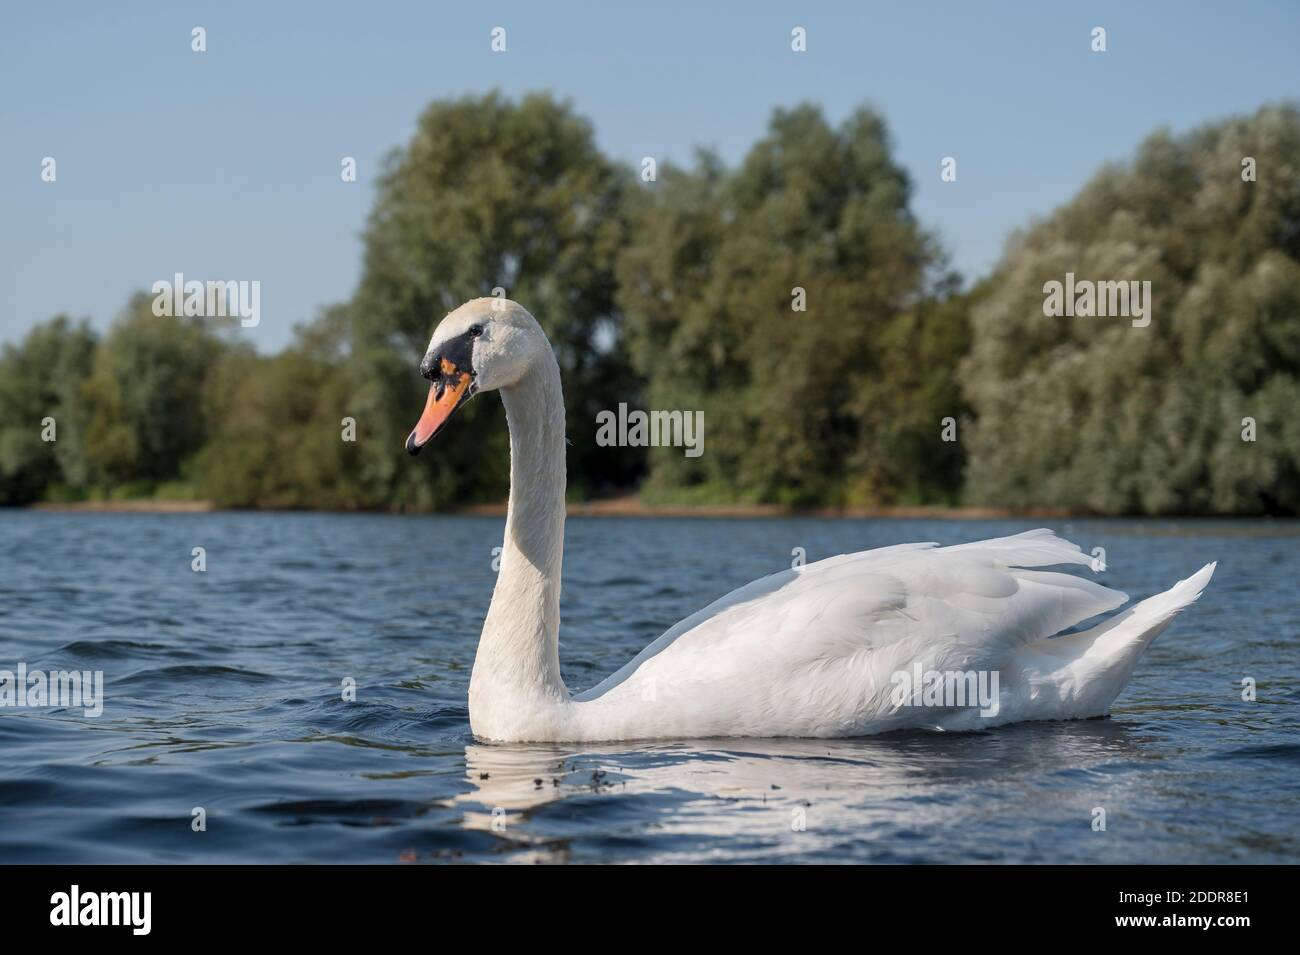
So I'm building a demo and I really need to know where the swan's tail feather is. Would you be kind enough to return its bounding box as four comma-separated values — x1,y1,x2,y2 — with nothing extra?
1024,562,1216,716
1108,561,1215,645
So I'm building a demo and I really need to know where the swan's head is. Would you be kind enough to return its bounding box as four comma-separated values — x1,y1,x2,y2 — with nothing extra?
406,297,548,454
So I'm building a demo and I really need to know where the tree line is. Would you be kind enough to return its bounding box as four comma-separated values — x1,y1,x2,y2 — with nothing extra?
2,94,1296,514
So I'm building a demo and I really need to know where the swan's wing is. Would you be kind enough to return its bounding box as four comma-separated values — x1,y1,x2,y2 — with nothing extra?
573,530,1128,736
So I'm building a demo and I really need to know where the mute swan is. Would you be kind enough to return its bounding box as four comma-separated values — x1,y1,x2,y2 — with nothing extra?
407,298,1216,742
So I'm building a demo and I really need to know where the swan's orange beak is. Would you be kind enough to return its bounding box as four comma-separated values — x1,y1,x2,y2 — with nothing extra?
406,358,475,455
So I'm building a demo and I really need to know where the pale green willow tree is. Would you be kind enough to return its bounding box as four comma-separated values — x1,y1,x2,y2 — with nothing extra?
961,104,1300,514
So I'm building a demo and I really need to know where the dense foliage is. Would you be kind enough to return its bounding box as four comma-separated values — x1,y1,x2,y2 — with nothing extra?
962,103,1300,514
617,106,965,506
2,96,1295,514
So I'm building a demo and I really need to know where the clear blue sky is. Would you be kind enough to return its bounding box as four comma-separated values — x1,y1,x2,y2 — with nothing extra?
2,1,1297,351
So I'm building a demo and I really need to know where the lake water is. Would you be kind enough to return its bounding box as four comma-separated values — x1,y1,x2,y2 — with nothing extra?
0,511,1296,864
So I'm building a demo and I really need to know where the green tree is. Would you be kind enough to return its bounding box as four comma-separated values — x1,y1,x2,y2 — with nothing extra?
0,316,98,504
344,91,641,510
195,308,368,509
83,293,228,489
961,103,1300,514
618,104,954,506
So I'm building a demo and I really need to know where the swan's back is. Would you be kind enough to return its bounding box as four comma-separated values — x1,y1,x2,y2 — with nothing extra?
566,530,1213,741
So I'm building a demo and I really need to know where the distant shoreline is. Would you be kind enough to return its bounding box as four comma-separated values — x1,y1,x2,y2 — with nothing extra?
30,500,217,513
467,498,1073,520
20,497,1099,519
25,495,1300,521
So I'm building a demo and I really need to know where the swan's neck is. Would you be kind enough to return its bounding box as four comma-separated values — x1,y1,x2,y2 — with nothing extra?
470,352,569,730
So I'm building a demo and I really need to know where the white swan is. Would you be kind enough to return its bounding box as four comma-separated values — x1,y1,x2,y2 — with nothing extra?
406,298,1216,742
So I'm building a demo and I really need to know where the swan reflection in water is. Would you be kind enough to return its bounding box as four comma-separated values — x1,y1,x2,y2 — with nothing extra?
454,718,1148,862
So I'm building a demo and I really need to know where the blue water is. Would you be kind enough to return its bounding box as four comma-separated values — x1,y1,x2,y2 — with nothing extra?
0,512,1296,863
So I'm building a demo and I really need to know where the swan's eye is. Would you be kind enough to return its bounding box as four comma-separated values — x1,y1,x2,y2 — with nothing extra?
468,324,484,338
